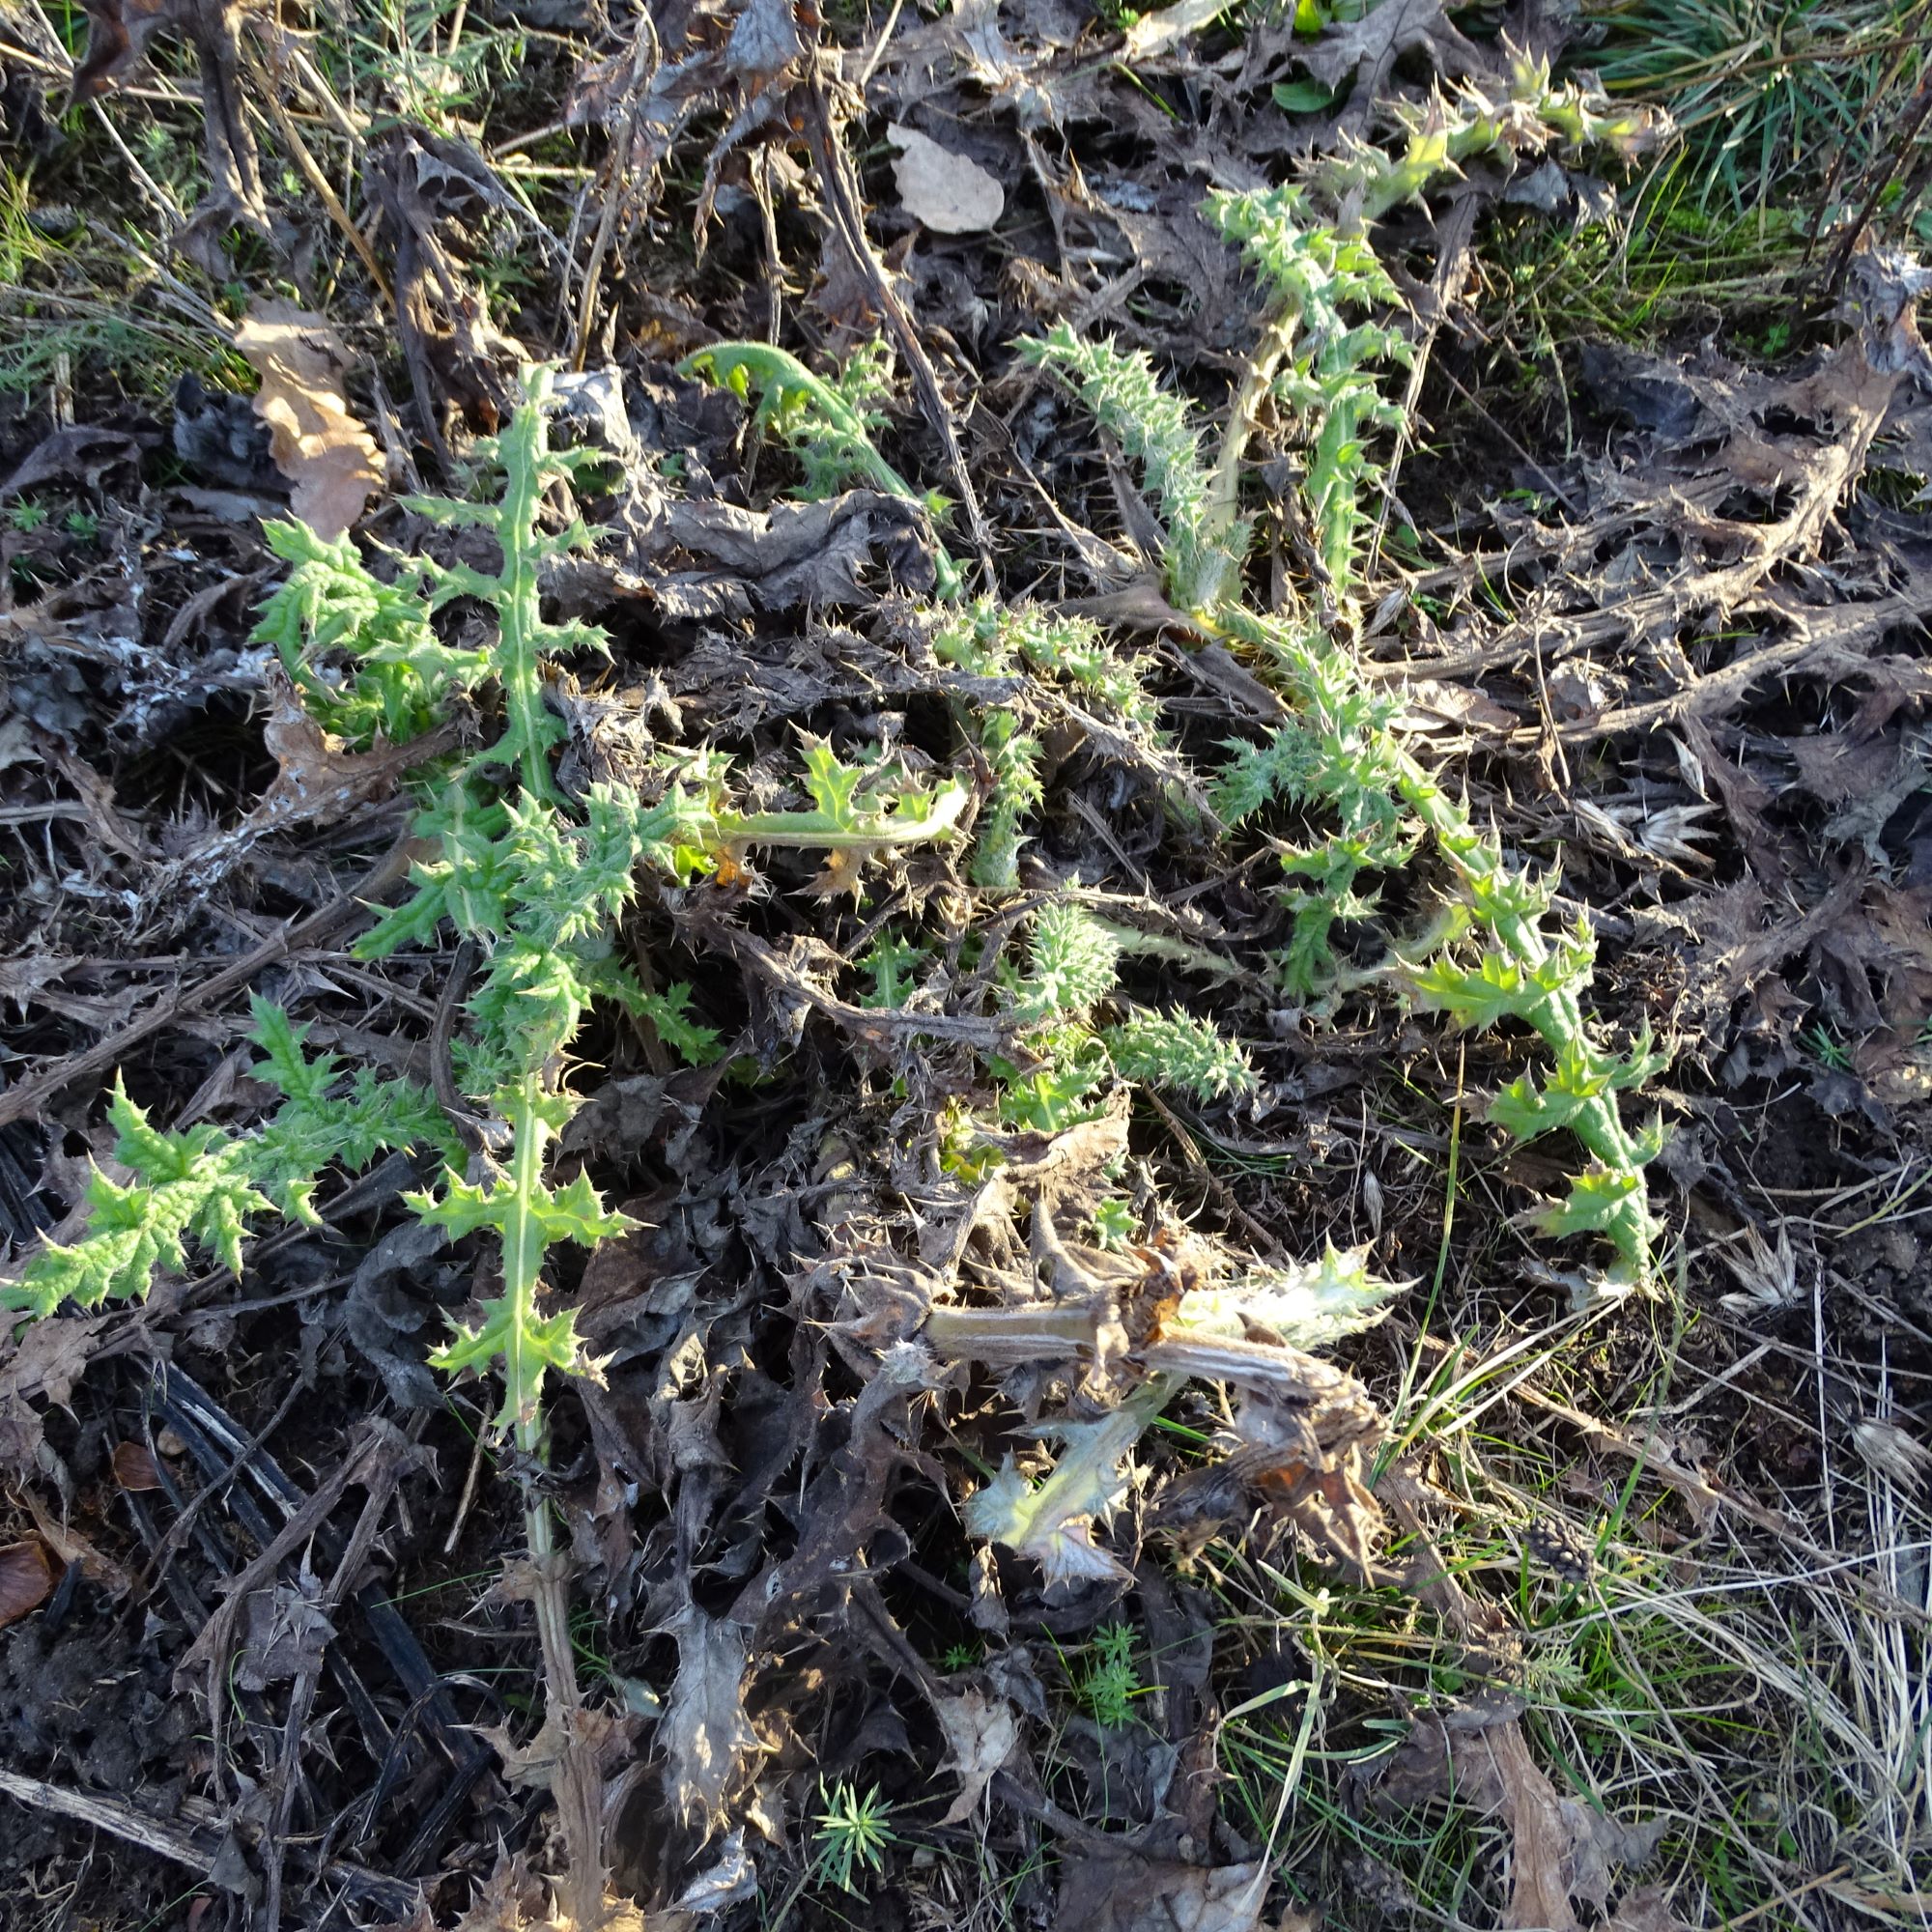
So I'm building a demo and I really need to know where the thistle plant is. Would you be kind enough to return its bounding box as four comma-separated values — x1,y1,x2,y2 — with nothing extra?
14,370,968,1400
4,366,970,1898
931,598,1167,887
2,1002,456,1321
1303,46,1668,224
1006,900,1255,1112
1026,172,1668,1281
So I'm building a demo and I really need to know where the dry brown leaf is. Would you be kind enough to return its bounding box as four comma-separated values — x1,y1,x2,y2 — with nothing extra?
112,1440,162,1491
1601,1889,1689,1932
888,124,1005,234
1375,1695,1666,1931
933,1685,1019,1825
1056,1850,1269,1932
22,1491,134,1597
374,1851,653,1932
235,301,384,540
256,668,427,829
661,1607,759,1838
0,1313,108,1479
0,1539,55,1629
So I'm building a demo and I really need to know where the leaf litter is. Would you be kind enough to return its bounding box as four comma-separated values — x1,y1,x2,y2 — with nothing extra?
0,0,1925,1927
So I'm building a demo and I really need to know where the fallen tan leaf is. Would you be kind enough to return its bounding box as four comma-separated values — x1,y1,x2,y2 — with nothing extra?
1601,1889,1688,1932
1056,1849,1269,1932
254,667,431,830
888,125,1004,235
1375,1694,1666,1931
235,300,384,539
0,1313,109,1480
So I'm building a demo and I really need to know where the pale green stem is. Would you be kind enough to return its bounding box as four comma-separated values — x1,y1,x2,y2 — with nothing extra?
720,789,969,851
494,404,566,810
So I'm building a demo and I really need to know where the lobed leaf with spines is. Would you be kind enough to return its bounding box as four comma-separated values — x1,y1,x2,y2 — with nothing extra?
3,1082,270,1320
253,522,490,748
964,1380,1174,1590
1408,927,1599,1034
633,983,724,1065
679,341,960,595
415,1078,633,1432
4,1008,454,1319
1177,1245,1401,1350
970,711,1044,891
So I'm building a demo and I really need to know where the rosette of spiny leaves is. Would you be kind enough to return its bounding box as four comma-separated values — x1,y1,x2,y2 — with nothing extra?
1029,176,1669,1277
1,1002,456,1321
1020,324,1244,617
1206,187,1412,601
343,371,967,1424
993,900,1254,1124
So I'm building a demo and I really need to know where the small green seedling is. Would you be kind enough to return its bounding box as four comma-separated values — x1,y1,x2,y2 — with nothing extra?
1080,1622,1146,1729
811,1779,896,1892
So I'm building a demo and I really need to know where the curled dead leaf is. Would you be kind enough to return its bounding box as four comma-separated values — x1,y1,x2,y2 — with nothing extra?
1373,1694,1666,1930
235,301,384,540
933,1685,1019,1825
255,668,437,830
1056,1849,1269,1932
0,1538,55,1629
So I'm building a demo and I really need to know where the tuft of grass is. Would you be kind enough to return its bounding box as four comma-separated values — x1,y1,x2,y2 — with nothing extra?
1585,0,1931,218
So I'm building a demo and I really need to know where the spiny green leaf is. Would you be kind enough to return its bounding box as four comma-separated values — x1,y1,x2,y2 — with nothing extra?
1014,901,1122,1021
1102,1009,1255,1103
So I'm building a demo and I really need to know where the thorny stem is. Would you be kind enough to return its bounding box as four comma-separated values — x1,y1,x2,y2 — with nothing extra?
1200,318,1295,613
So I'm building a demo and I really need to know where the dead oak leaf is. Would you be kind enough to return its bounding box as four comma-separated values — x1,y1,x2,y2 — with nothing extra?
235,301,384,539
